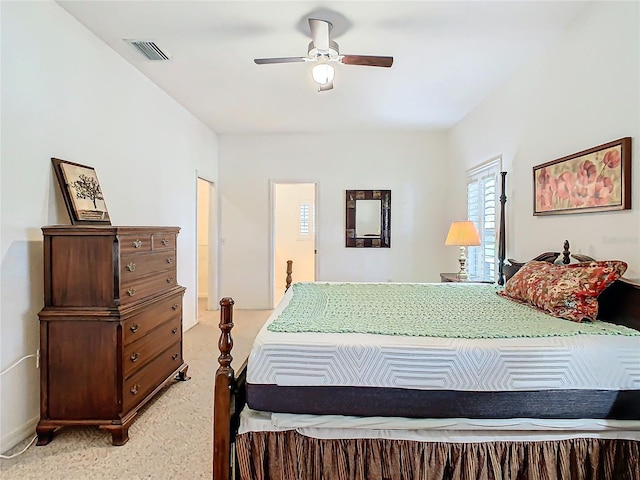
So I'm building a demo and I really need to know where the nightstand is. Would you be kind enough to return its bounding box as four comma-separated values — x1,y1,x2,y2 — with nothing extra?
440,273,493,284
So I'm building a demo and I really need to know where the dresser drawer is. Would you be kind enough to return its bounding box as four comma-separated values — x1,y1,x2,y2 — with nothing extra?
123,342,182,412
123,293,182,345
121,250,176,280
119,234,152,254
152,233,176,251
120,269,177,305
123,315,182,378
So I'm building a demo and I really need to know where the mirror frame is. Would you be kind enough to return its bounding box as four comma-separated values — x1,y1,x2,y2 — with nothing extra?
345,190,391,248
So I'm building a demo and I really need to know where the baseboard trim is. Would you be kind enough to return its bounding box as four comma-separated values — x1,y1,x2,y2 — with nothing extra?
1,415,39,455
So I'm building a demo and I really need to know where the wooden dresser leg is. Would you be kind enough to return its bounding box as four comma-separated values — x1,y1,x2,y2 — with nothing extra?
177,363,190,381
110,427,130,446
100,414,136,446
100,424,130,446
36,425,56,446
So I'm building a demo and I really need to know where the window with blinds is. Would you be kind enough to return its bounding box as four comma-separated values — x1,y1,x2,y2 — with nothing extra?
299,203,310,236
466,157,501,281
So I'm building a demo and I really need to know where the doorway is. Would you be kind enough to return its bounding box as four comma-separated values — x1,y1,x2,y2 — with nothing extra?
197,177,217,317
272,182,317,307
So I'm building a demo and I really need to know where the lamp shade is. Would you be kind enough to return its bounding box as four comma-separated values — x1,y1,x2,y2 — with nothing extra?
445,221,481,246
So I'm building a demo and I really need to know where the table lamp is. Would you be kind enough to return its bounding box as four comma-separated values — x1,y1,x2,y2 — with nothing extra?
445,221,481,279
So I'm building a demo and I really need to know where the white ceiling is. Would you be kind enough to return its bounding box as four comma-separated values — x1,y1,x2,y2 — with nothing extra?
57,1,592,135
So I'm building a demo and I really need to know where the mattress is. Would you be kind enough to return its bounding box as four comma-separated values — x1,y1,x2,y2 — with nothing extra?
246,283,640,419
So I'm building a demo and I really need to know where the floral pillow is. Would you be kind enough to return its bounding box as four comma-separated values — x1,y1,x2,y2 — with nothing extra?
499,260,627,322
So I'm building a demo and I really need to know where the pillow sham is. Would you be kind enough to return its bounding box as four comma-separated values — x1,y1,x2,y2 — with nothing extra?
499,260,627,322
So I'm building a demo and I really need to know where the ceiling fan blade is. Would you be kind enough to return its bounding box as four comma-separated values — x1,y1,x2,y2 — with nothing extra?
254,57,306,65
318,81,334,92
309,18,331,52
341,55,394,68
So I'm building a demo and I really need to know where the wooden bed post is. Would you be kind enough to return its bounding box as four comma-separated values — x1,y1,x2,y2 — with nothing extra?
214,297,235,480
285,260,293,292
497,171,507,285
562,240,571,264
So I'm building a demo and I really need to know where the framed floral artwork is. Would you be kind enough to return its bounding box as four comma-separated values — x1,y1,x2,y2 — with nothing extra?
52,158,111,224
533,137,631,215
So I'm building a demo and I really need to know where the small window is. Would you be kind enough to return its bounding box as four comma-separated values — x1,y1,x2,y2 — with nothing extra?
300,203,311,237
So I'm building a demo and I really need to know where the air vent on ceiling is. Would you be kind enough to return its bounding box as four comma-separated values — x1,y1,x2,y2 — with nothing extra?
126,40,171,61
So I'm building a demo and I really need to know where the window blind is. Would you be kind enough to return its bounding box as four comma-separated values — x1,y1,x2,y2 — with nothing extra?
466,158,501,281
299,203,310,236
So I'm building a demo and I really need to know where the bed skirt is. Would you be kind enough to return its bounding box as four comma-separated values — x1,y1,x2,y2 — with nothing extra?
236,432,639,480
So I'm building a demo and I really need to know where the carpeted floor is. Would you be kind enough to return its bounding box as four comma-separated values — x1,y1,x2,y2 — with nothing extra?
0,303,271,480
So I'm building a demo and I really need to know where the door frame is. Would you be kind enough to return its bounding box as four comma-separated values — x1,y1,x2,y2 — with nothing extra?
196,174,218,312
269,180,319,309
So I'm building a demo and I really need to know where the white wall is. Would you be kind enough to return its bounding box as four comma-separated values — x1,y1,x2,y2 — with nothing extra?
0,1,218,452
451,1,640,277
218,132,454,309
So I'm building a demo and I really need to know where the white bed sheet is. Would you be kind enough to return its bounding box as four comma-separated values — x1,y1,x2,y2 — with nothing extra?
247,284,640,391
239,408,640,442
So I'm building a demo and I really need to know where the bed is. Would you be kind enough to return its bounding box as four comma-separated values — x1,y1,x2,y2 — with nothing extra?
213,179,640,480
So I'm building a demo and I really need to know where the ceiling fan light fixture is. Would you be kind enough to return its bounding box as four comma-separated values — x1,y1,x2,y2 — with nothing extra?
254,15,393,91
311,63,335,85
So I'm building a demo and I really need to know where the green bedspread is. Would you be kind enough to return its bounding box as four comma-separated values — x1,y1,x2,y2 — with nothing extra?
267,282,639,339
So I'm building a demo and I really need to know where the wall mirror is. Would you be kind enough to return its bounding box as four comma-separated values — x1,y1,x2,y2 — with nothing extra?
345,190,391,248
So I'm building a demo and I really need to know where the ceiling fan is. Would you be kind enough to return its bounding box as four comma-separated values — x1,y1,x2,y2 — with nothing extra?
254,18,393,92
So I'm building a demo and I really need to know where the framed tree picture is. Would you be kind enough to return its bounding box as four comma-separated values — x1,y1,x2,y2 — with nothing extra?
52,158,111,224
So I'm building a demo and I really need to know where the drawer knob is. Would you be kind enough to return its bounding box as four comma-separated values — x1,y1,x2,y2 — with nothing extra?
166,277,173,284
130,323,140,333
172,353,179,361
171,303,179,311
166,257,174,264
130,384,140,395
127,287,136,296
162,238,169,246
133,239,142,248
126,262,136,272
130,352,139,362
172,328,178,335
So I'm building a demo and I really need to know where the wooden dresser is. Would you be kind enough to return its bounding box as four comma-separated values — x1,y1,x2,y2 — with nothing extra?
36,226,188,446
